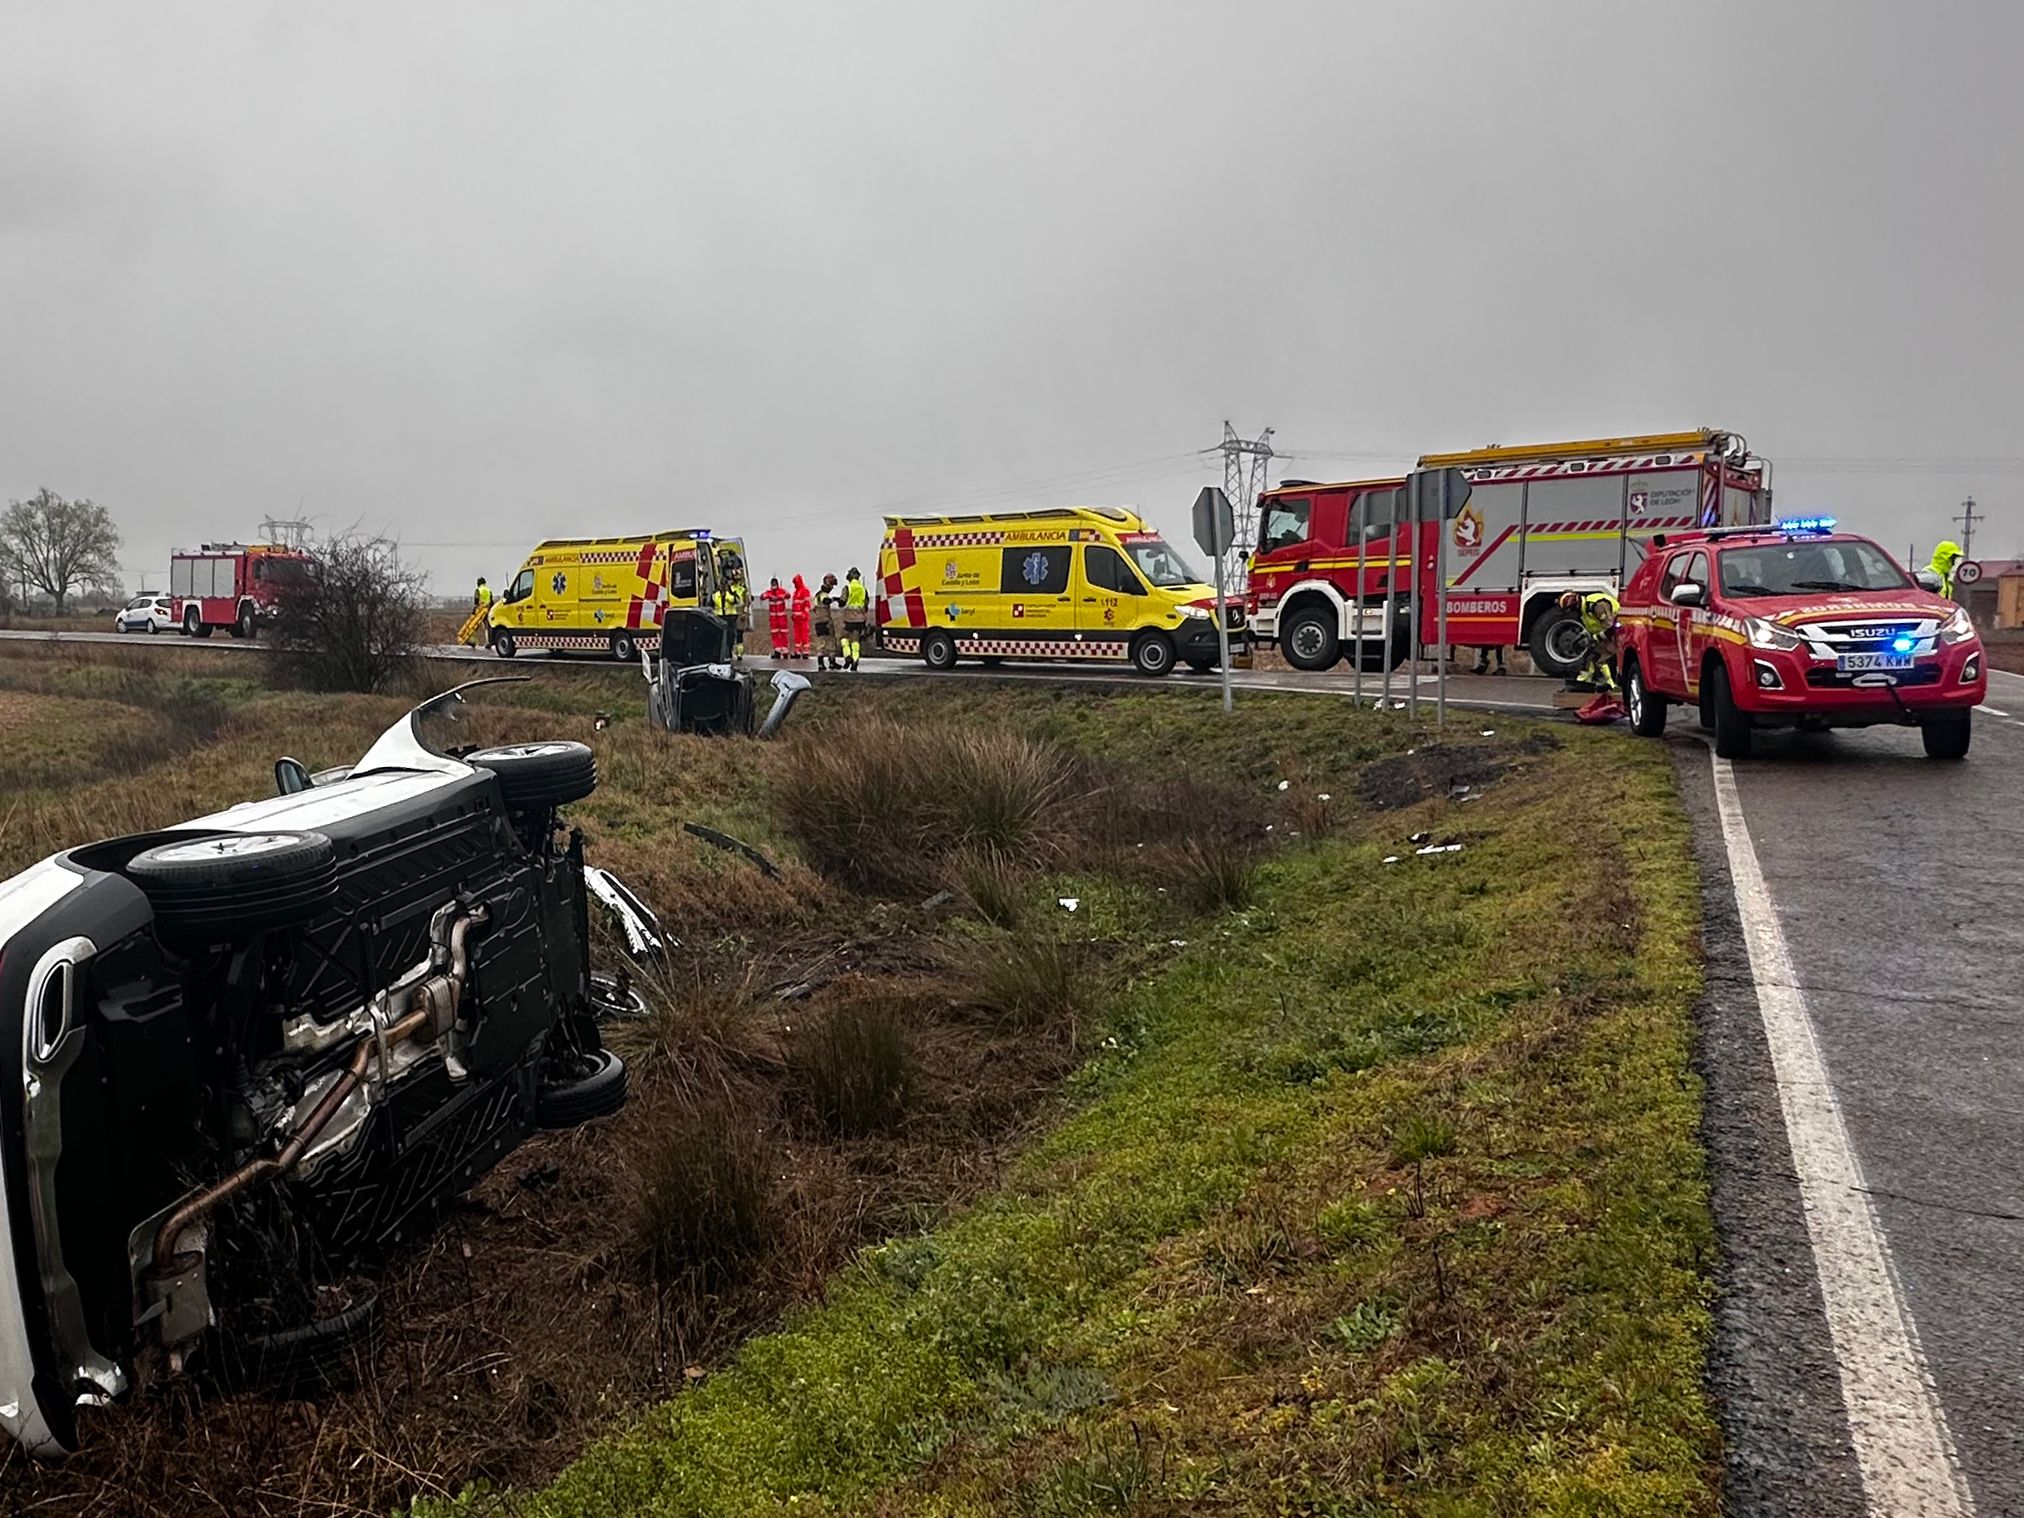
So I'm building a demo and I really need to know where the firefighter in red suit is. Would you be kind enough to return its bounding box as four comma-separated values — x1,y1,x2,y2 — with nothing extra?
790,574,814,658
761,577,791,660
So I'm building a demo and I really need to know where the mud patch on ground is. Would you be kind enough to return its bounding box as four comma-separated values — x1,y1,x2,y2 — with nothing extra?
1354,730,1558,812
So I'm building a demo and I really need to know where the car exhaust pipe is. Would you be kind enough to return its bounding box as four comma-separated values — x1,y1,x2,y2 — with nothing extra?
145,904,488,1317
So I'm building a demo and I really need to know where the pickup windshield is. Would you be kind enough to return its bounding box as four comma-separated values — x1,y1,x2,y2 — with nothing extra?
1124,537,1202,589
1716,540,1909,598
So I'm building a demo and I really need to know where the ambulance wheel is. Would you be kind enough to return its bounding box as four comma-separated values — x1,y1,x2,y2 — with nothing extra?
492,628,518,659
922,632,958,671
1922,714,1971,761
1280,606,1339,671
1130,632,1176,677
609,631,636,663
1624,657,1667,737
1708,664,1753,760
1528,607,1587,679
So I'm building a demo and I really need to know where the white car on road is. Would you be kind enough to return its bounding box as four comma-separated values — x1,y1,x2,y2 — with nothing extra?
113,595,175,634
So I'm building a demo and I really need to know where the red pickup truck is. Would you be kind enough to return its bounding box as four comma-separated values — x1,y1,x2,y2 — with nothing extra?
1616,519,1986,760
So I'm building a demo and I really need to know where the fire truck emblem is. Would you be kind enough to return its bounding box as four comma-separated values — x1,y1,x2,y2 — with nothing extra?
1451,504,1486,552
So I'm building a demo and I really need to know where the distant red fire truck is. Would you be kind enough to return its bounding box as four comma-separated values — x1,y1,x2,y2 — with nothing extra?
1246,430,1772,676
170,542,315,638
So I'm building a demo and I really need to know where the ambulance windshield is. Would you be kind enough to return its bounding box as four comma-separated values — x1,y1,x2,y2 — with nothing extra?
1125,537,1202,589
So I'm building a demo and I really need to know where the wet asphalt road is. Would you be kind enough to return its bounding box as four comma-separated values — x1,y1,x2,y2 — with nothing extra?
1676,668,2024,1516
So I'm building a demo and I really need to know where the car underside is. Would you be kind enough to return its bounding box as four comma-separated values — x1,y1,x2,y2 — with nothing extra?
0,680,639,1453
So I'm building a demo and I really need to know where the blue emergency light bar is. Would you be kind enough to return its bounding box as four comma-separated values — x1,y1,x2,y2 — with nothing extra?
1773,515,1838,534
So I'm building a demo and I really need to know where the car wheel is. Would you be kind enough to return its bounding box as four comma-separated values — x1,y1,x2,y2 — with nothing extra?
609,630,636,663
128,831,339,944
1131,631,1177,676
491,627,517,659
922,631,958,670
1625,657,1668,737
1708,663,1752,759
1528,606,1588,679
467,740,598,810
1280,606,1340,671
147,620,160,635
589,970,652,1022
536,1047,629,1128
1922,714,1971,760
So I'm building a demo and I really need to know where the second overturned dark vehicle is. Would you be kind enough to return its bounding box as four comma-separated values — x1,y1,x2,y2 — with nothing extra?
0,680,659,1454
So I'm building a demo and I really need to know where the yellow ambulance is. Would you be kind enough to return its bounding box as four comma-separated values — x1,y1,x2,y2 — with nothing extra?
486,529,749,659
874,507,1243,675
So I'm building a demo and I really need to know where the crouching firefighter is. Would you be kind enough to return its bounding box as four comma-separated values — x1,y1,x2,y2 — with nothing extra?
1559,589,1620,692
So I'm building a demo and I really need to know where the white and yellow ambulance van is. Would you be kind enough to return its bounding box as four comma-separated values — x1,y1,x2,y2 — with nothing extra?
874,507,1243,675
487,529,748,660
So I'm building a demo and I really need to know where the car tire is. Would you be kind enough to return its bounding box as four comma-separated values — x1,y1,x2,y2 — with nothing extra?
1708,663,1752,759
589,971,652,1022
1922,714,1971,761
1624,657,1668,737
922,631,958,671
536,1047,629,1129
1131,631,1177,677
1280,605,1340,671
609,630,636,663
128,831,339,944
147,620,160,635
467,741,598,810
1528,606,1588,679
491,628,517,659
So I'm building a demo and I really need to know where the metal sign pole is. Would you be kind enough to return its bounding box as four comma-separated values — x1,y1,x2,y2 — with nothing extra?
1213,519,1233,715
1351,489,1366,708
1191,485,1236,715
1406,474,1422,721
1380,485,1399,711
1435,471,1450,731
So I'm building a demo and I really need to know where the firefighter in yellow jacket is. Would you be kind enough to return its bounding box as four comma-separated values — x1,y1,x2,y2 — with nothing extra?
841,567,870,671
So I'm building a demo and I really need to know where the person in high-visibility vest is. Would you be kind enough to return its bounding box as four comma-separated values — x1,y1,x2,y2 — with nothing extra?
841,567,870,671
1559,589,1620,691
761,576,791,659
474,576,493,611
1929,540,1964,600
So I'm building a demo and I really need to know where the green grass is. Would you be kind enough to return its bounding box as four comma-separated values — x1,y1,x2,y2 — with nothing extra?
420,727,1718,1517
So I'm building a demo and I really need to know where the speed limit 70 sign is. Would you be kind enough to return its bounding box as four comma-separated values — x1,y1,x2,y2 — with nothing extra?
1955,559,1985,586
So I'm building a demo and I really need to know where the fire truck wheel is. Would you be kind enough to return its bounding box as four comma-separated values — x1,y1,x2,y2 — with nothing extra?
1527,606,1587,678
1280,606,1340,671
1921,715,1971,761
922,632,959,671
609,631,636,663
1624,657,1668,737
236,604,257,640
1130,632,1177,676
1708,664,1753,760
492,628,518,659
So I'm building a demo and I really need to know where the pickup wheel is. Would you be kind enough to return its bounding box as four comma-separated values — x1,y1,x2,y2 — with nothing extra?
1280,605,1340,671
1528,606,1588,678
536,1047,629,1128
1922,714,1971,761
128,831,339,944
1624,656,1668,737
467,740,598,810
1708,662,1753,759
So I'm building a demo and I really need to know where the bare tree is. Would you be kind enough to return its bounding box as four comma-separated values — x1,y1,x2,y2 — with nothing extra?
269,531,427,693
0,489,122,613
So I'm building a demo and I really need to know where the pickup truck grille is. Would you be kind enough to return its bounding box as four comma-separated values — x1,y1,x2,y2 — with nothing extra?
1794,618,1935,654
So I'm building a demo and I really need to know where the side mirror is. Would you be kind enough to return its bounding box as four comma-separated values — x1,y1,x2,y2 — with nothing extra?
274,757,313,795
1670,581,1705,607
1913,568,1943,593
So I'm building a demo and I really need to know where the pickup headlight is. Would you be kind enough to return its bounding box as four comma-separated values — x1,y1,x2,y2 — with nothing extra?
1940,606,1976,645
1745,617,1803,652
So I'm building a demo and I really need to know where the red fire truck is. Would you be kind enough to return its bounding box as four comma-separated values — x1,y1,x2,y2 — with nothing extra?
1247,430,1772,676
170,542,316,638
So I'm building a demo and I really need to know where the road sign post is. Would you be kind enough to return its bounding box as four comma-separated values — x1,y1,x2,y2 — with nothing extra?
1351,489,1365,708
1403,467,1473,731
1191,486,1236,714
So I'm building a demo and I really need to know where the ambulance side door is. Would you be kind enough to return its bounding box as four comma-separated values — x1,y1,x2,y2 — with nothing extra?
498,566,537,630
1078,542,1145,636
539,561,578,627
999,541,1073,635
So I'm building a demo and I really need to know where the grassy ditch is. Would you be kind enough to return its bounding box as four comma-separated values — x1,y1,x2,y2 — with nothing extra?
428,704,1717,1516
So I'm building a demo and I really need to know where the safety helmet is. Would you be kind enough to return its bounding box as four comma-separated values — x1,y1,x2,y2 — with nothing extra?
1584,592,1618,618
847,567,861,579
1558,590,1582,611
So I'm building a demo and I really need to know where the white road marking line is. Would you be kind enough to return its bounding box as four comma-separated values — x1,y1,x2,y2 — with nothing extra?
1710,750,1973,1517
1975,705,2008,717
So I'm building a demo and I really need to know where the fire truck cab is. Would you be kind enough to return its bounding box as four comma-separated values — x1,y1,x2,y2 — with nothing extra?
1247,431,1770,676
171,543,314,639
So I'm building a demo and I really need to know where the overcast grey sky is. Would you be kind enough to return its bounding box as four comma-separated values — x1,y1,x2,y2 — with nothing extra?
3,0,2019,595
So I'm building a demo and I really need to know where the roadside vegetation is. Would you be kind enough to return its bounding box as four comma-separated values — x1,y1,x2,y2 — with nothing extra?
0,643,1717,1516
